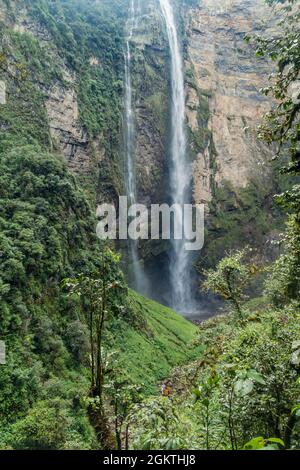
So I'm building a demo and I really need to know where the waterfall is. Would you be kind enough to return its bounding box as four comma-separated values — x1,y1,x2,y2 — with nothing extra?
159,0,194,313
124,0,149,295
124,0,136,206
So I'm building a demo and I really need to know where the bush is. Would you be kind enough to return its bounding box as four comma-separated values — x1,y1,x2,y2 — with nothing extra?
202,250,258,318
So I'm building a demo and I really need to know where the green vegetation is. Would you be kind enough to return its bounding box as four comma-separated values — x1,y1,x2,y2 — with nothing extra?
187,67,214,160
200,178,286,270
22,0,126,138
0,0,300,453
130,16,169,204
112,291,200,394
203,250,258,318
127,0,300,451
0,142,106,449
246,0,300,217
0,0,128,200
0,0,198,451
129,307,300,450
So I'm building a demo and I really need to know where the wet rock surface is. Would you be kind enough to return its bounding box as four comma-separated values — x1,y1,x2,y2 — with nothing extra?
185,0,275,204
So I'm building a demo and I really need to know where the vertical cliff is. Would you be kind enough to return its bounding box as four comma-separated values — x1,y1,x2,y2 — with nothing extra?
0,0,126,206
129,0,169,206
0,0,284,298
181,0,285,270
185,0,275,205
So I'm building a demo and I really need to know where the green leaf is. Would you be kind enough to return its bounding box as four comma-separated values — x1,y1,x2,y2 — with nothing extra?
234,379,254,397
247,369,266,385
244,437,265,450
193,388,201,396
267,438,285,447
244,437,284,450
261,444,280,450
291,404,300,417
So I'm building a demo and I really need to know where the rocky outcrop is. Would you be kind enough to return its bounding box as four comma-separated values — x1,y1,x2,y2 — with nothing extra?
185,0,275,205
128,0,275,211
46,85,86,174
45,85,104,175
1,2,104,177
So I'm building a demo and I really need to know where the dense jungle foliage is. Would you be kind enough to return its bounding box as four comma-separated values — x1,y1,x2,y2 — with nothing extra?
0,0,299,451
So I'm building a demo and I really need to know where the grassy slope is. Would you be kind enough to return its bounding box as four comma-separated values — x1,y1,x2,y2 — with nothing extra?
107,291,202,394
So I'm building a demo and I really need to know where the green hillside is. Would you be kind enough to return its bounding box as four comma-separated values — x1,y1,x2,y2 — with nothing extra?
110,291,201,394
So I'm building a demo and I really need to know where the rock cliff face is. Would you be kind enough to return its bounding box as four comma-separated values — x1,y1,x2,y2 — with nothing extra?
1,0,275,208
45,84,105,176
184,0,274,206
130,0,169,206
45,85,91,175
0,80,5,104
0,0,111,178
127,0,276,218
0,0,279,283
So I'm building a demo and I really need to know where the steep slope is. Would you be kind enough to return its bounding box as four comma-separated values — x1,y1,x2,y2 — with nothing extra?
0,0,126,204
0,274,199,449
119,0,285,301
114,291,200,394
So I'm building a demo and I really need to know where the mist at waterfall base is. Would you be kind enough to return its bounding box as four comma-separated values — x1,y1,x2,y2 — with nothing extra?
143,249,223,320
122,0,219,319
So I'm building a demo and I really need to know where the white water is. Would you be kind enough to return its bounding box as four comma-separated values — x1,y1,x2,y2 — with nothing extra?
124,0,149,295
159,0,194,313
124,0,136,206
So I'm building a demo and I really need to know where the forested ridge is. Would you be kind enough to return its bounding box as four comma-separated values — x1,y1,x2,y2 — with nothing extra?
0,0,299,451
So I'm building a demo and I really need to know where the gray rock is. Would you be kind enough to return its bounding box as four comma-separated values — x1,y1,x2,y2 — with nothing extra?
0,81,6,105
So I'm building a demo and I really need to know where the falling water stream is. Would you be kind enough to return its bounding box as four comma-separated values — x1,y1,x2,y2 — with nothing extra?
124,0,149,295
159,0,194,313
124,0,136,206
124,0,196,313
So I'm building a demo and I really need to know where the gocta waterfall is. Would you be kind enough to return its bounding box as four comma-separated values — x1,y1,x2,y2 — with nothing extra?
123,0,196,314
124,0,148,295
159,0,194,313
124,0,136,207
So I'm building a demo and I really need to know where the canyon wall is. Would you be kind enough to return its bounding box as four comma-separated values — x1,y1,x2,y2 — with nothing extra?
131,0,280,278
1,0,275,205
0,0,281,285
130,0,276,216
8,3,103,176
129,0,169,206
0,0,125,208
185,0,274,206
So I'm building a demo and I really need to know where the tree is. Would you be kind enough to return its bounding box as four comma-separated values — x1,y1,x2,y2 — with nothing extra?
202,250,257,317
63,248,125,448
264,216,300,306
193,372,220,450
106,366,142,450
10,399,69,450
